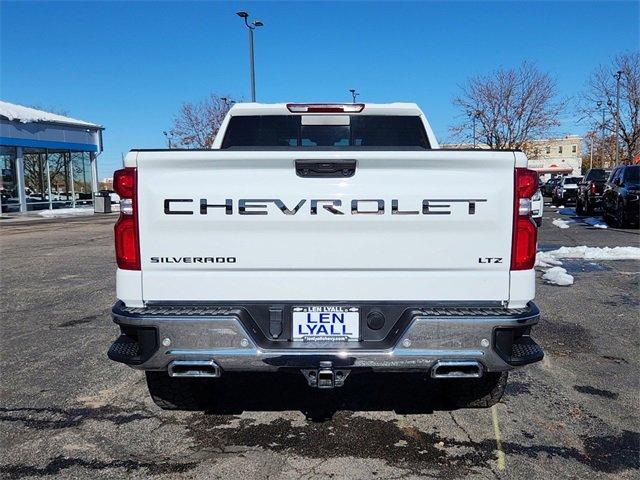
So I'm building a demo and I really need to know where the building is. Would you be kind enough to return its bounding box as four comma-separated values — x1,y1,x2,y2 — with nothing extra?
442,135,583,180
526,135,582,179
100,177,114,191
0,100,103,213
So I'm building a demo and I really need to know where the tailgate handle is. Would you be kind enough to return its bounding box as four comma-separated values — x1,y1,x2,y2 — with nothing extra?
295,160,356,178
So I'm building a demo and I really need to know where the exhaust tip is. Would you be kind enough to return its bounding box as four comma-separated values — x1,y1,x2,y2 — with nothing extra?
431,360,483,379
168,360,221,378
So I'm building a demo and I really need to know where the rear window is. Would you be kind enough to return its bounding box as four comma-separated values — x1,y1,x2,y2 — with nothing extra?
586,169,607,181
564,177,580,184
221,115,430,149
624,166,639,183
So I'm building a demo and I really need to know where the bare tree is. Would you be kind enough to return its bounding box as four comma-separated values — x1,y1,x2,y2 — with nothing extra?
167,94,234,148
451,62,565,150
579,52,640,163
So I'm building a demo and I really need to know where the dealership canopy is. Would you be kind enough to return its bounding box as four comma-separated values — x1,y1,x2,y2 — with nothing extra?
0,100,103,214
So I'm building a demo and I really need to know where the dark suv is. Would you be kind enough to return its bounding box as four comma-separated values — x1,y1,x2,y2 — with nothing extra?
576,168,609,215
603,165,640,228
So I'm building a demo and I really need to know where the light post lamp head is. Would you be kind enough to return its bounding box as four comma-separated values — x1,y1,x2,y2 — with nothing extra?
252,20,263,27
236,11,248,18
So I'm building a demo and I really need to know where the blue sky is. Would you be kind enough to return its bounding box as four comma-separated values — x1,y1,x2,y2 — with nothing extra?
1,1,638,178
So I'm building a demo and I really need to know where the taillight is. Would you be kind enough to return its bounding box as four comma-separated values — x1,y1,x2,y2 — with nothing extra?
590,182,596,195
286,103,365,113
113,167,140,270
511,168,538,270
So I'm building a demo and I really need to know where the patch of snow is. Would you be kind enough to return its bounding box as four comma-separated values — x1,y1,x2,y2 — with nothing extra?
546,246,640,261
582,217,608,229
38,208,94,218
535,252,564,268
552,218,571,229
0,100,99,127
535,245,639,288
542,267,574,286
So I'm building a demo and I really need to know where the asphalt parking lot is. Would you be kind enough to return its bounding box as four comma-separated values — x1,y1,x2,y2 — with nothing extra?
1,208,639,480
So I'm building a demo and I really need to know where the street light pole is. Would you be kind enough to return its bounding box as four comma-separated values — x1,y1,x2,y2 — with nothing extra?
614,70,622,165
248,27,255,101
236,11,263,102
349,89,359,103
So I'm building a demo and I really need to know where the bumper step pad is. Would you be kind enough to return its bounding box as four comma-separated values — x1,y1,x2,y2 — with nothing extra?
108,335,140,362
510,336,544,365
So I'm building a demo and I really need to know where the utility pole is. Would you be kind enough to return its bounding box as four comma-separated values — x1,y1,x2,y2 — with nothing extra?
468,110,481,147
596,100,609,166
589,132,594,170
349,89,359,103
236,11,264,102
614,70,622,165
163,131,172,149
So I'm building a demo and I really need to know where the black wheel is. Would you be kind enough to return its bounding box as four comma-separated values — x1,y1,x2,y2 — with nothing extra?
616,201,628,228
440,372,508,408
576,198,584,215
585,198,594,215
145,371,212,410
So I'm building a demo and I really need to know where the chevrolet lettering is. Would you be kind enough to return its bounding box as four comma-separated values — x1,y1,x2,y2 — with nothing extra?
163,198,487,216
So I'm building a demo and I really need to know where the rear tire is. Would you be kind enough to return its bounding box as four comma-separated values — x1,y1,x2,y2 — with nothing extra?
576,198,584,215
440,371,508,408
585,198,594,215
614,201,628,228
145,371,211,410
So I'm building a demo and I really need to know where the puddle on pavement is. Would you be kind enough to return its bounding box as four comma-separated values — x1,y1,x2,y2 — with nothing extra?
561,260,610,273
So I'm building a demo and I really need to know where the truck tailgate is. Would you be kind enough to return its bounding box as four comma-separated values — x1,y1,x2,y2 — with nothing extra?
135,150,516,302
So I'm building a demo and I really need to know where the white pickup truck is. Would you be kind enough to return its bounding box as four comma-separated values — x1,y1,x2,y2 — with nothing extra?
108,102,543,410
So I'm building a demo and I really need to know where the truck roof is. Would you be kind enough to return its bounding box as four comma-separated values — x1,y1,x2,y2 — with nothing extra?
228,102,424,116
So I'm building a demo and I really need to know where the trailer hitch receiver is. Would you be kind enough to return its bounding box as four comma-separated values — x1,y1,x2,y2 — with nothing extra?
302,361,350,388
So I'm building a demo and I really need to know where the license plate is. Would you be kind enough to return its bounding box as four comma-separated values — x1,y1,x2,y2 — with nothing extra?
292,306,360,342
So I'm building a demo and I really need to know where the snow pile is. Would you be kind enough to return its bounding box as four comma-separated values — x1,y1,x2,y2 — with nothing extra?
535,251,564,268
542,267,574,286
38,208,94,218
583,217,608,229
0,100,99,126
547,245,640,261
552,218,572,229
535,246,640,286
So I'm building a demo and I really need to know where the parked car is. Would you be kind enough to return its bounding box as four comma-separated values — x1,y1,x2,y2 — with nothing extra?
552,176,582,206
531,189,543,226
603,165,640,228
107,102,544,411
541,178,560,197
576,168,609,215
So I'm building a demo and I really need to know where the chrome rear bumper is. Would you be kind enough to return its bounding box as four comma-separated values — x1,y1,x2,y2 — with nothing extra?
108,301,542,373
